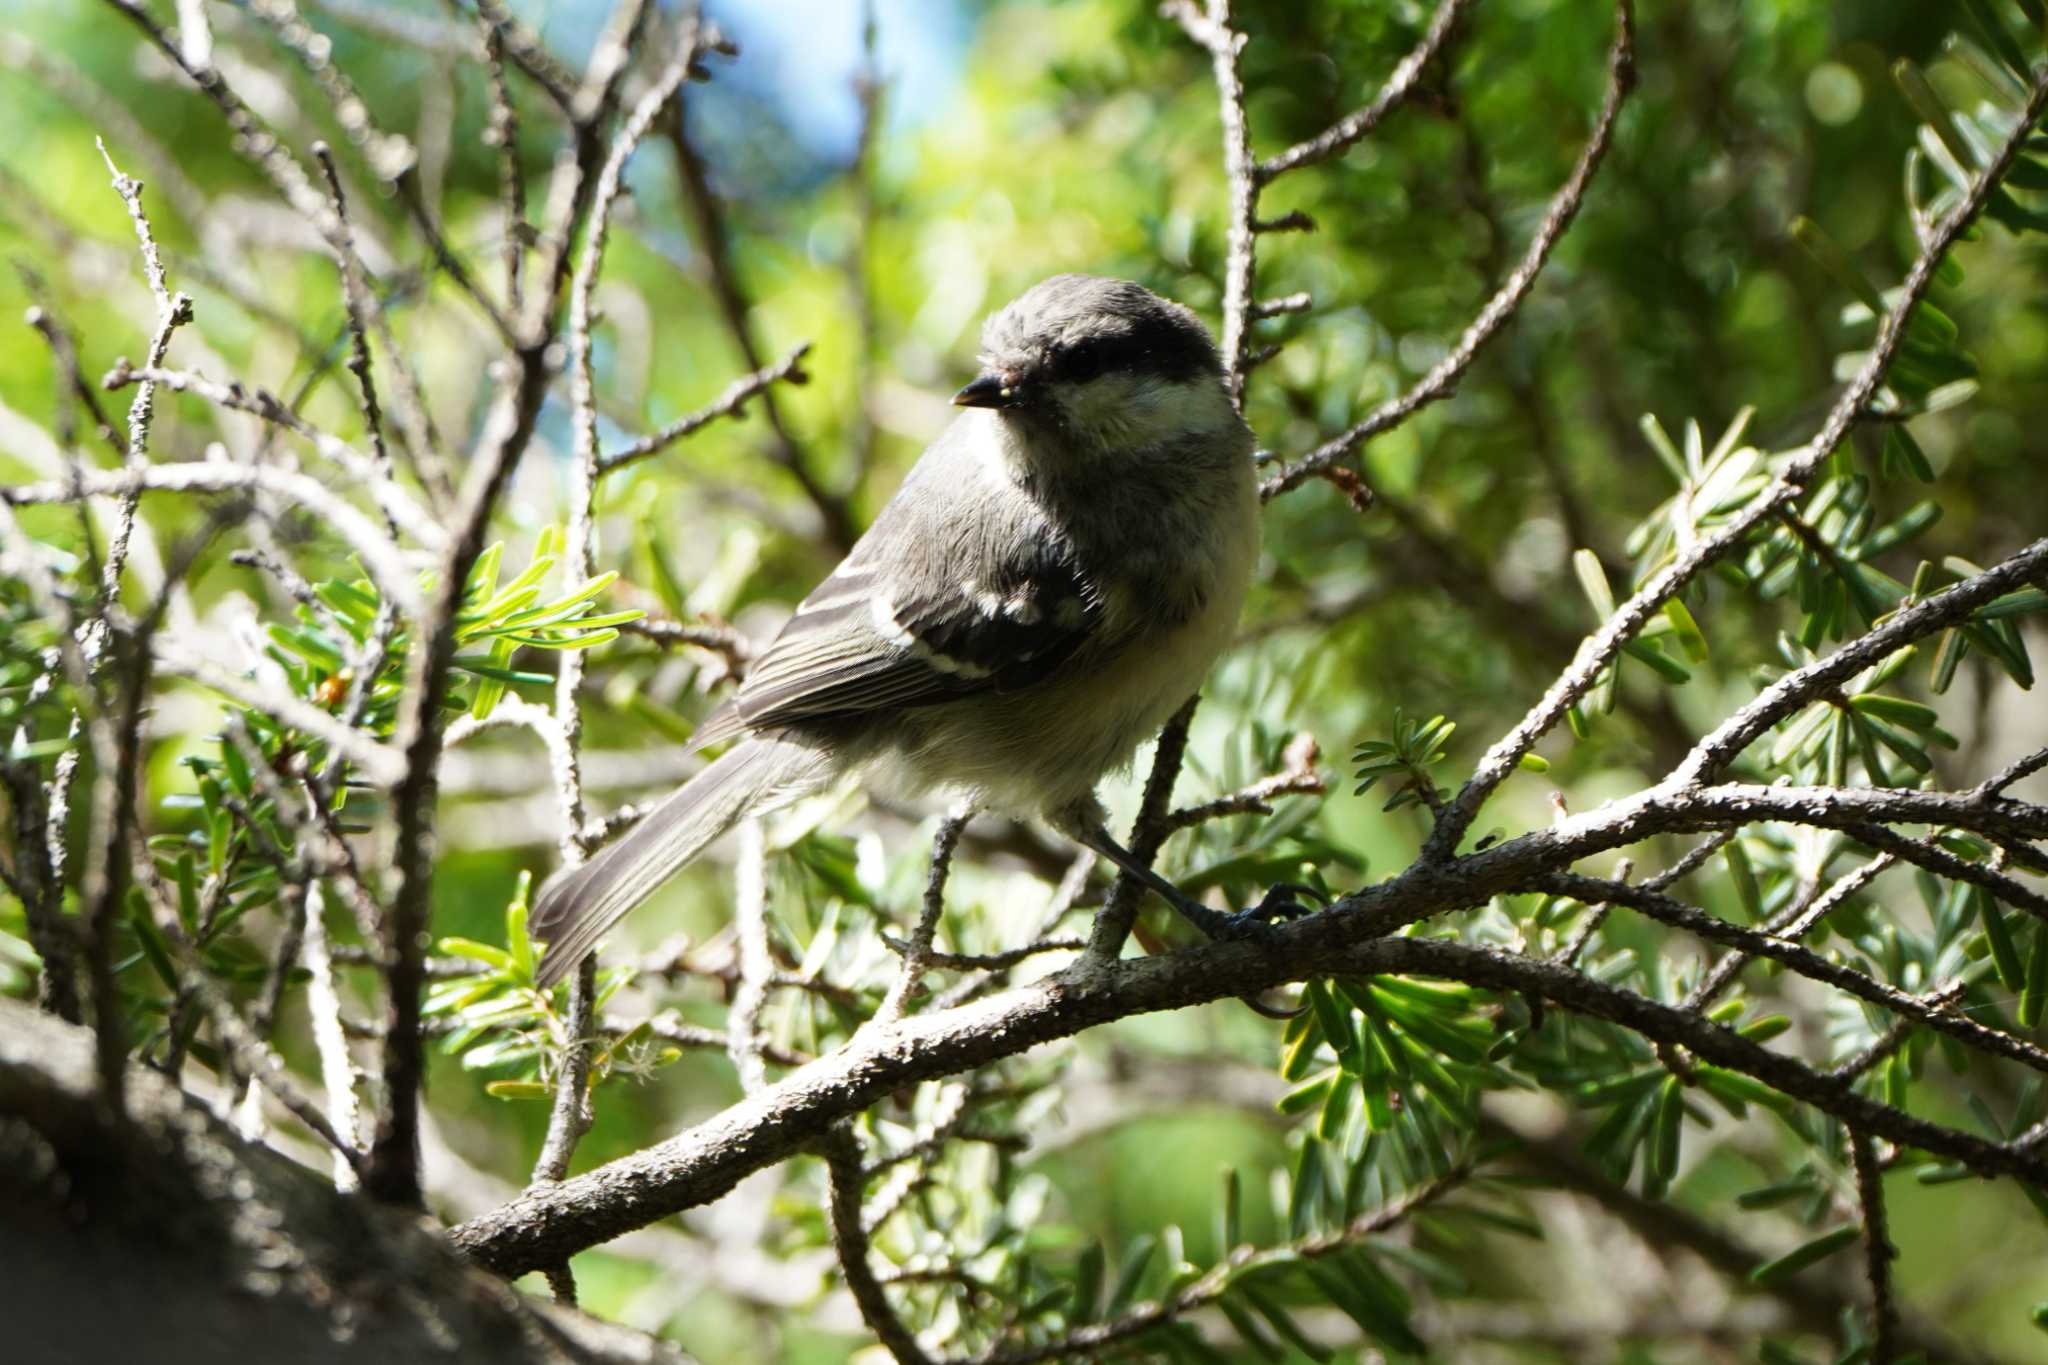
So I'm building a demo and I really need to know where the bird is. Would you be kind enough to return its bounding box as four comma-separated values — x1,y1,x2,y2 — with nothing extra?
530,273,1289,989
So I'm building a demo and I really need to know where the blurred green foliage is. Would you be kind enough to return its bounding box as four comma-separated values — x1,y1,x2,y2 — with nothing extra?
4,0,2048,1361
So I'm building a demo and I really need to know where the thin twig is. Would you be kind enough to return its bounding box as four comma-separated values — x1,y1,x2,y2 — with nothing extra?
465,0,579,115
302,881,364,1191
98,361,445,552
822,1126,936,1365
153,642,408,786
1978,744,2048,799
613,1011,809,1069
1263,0,1635,500
1539,872,2048,1079
1849,1130,1899,1362
616,614,756,673
888,936,1087,975
1680,855,1894,1014
1161,733,1323,832
552,8,712,869
1084,696,1199,963
22,301,126,461
89,140,194,667
1164,0,1258,401
876,813,971,1025
310,143,400,515
1255,0,1472,179
727,818,773,1095
934,849,1094,1012
1829,983,1962,1082
665,103,853,550
531,958,597,1190
363,0,689,1206
1426,62,2048,860
599,343,813,475
1677,538,2048,787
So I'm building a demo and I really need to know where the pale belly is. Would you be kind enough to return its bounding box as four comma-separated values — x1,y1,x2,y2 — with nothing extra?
869,465,1259,817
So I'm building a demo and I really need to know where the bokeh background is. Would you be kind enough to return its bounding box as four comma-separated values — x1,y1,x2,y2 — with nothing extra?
3,0,2046,1359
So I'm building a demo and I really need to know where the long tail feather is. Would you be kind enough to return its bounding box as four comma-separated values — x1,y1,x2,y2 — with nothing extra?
531,736,829,987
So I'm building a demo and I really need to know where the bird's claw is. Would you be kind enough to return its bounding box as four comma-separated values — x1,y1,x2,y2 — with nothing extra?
1208,884,1327,942
1248,880,1328,924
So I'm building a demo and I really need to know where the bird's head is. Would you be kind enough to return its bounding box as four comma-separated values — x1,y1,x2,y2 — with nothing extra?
954,274,1241,461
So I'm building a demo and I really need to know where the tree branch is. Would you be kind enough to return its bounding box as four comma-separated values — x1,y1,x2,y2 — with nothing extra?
1262,0,1635,499
448,917,2048,1276
1426,63,2048,860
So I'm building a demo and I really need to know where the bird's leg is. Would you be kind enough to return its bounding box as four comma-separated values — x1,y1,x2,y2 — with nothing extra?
1064,817,1326,943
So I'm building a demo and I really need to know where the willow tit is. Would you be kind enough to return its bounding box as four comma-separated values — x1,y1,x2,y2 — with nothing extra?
532,274,1271,987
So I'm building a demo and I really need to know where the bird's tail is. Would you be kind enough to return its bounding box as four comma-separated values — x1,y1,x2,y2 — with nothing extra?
531,735,831,988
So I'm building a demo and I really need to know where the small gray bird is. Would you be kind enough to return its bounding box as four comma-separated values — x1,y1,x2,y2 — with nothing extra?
531,274,1276,988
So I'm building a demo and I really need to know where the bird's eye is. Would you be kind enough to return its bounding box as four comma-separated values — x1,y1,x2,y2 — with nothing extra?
1060,339,1106,383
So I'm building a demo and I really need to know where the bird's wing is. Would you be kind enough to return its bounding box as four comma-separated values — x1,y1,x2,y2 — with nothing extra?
691,442,1104,749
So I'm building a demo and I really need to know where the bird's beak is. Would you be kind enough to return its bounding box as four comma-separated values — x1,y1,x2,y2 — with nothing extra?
952,371,1024,409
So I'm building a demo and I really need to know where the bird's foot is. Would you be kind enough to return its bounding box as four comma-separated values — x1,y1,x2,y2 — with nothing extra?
1211,881,1329,940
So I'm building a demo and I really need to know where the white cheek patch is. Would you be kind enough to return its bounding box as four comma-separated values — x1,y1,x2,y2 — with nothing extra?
1061,374,1236,451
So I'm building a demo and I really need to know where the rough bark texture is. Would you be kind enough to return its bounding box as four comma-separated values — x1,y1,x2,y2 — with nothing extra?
0,997,688,1365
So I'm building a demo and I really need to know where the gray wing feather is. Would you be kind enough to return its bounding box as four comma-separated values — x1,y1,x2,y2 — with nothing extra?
692,432,1103,751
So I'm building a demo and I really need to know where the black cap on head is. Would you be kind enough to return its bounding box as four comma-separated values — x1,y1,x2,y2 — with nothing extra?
978,275,1221,389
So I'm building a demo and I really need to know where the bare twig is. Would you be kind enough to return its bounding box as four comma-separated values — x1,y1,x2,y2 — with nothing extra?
1263,0,1636,499
1256,0,1472,179
1830,983,1962,1082
1680,854,1894,1014
1163,0,1259,400
310,143,401,509
465,0,579,115
889,936,1087,975
557,16,711,854
363,1,700,1208
90,140,193,665
614,1011,809,1069
1425,63,2048,860
844,0,886,481
727,818,773,1095
1084,696,1199,963
1161,732,1323,832
933,848,1094,1012
876,813,971,1025
665,102,854,550
98,361,445,552
531,958,597,1192
599,343,813,476
154,642,407,786
21,300,126,462
1850,1130,1899,1362
1978,744,2048,799
301,881,364,1191
479,28,528,317
1539,872,2048,1079
7,460,431,617
823,1126,935,1365
616,614,756,675
1676,535,2048,787
102,0,351,253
